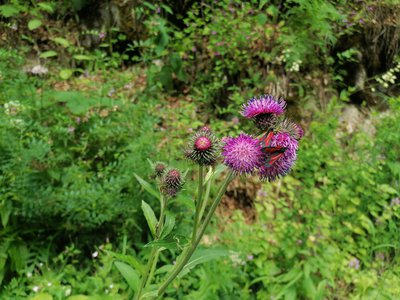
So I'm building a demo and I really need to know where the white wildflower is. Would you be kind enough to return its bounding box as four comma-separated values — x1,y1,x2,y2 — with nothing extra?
31,65,48,75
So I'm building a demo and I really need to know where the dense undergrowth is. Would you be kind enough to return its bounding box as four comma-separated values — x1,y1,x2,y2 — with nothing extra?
1,0,400,299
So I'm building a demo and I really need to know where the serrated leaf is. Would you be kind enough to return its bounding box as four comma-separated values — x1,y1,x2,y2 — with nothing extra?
141,201,157,236
107,250,145,274
114,261,140,293
161,214,175,239
40,51,58,58
134,174,160,200
28,19,42,30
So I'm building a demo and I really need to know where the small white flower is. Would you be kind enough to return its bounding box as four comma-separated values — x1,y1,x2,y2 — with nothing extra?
32,286,40,293
26,272,32,278
47,282,52,287
92,251,99,258
105,289,109,294
39,262,44,268
31,65,48,75
109,284,114,289
65,288,72,296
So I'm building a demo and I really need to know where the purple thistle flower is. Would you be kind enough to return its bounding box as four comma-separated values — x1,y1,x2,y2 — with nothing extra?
99,32,106,39
258,132,298,181
222,133,264,175
211,30,217,35
241,95,286,131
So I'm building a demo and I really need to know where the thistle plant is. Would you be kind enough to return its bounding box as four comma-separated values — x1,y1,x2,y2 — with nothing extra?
114,95,303,299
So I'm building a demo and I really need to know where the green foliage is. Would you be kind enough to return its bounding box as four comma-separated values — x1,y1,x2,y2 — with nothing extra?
1,0,399,299
0,48,158,286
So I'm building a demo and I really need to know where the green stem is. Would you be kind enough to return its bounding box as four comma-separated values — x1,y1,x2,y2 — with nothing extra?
192,165,204,242
199,171,212,222
146,248,161,288
135,195,166,300
157,170,235,298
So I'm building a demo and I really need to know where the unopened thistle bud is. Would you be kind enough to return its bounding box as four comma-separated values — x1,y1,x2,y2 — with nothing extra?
185,127,220,166
161,168,184,197
153,162,167,178
276,118,304,141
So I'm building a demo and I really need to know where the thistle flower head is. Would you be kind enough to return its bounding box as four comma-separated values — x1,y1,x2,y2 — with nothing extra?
276,118,304,141
258,132,298,181
222,133,264,175
161,168,184,197
241,95,286,131
185,127,220,166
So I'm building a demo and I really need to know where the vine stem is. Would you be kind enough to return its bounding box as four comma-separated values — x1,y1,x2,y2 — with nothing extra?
135,195,166,300
192,165,204,242
157,170,235,298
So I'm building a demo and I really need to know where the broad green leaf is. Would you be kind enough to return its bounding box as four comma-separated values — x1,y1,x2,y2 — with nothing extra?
144,236,178,250
302,275,316,298
73,54,94,60
114,261,140,293
256,14,267,25
38,3,54,13
154,264,173,275
107,250,145,274
0,5,20,17
179,248,229,277
40,51,57,58
28,19,42,30
134,174,160,200
59,69,73,80
0,200,12,227
275,271,303,299
141,200,157,236
161,214,175,239
53,37,70,47
30,293,53,300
